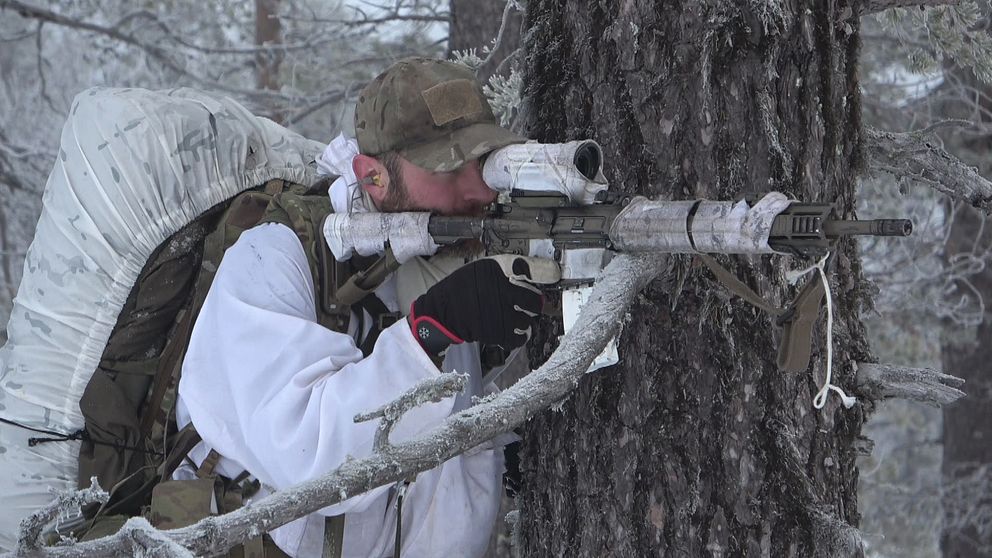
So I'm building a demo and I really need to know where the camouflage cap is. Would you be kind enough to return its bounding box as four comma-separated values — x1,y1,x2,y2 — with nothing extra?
355,57,526,172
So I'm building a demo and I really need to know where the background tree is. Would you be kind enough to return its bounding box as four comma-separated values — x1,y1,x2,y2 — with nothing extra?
934,59,992,558
854,5,992,555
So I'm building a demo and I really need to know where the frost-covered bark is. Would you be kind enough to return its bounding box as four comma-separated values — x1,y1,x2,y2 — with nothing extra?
516,2,871,555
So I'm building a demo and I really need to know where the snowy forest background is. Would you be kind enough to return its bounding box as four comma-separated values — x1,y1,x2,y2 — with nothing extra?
0,0,991,556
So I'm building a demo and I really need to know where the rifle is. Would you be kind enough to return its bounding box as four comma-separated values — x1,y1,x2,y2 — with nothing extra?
324,141,912,373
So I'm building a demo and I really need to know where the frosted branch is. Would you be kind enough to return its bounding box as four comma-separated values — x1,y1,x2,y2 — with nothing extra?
865,126,992,213
121,518,194,558
1,254,664,558
0,0,346,105
354,373,468,452
479,0,521,71
14,478,108,554
860,0,961,16
856,362,966,407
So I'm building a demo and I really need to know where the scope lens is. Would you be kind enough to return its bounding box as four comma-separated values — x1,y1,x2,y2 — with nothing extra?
573,143,601,180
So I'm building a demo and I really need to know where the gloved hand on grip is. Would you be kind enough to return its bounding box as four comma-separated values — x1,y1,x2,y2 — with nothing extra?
409,256,561,360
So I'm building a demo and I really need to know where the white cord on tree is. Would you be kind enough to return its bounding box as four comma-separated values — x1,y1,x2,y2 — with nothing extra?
786,253,857,410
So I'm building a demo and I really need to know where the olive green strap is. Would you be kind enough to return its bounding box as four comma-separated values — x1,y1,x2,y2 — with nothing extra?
335,247,401,306
697,255,781,317
775,274,825,373
323,515,345,558
697,255,824,373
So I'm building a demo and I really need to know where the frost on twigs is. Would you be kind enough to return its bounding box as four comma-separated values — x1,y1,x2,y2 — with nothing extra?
856,362,965,407
15,477,108,553
865,125,992,212
450,48,485,71
484,69,522,127
355,373,468,452
120,518,194,558
866,1,992,83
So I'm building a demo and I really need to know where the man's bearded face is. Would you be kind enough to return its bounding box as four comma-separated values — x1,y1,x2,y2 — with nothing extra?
378,153,492,258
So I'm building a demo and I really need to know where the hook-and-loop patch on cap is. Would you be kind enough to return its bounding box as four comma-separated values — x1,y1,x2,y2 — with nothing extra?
421,79,486,127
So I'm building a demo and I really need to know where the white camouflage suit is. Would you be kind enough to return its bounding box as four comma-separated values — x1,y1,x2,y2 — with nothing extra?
175,134,505,557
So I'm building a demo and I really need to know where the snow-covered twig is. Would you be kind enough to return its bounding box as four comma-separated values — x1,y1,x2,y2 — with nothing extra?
865,125,992,212
354,373,468,452
119,518,194,558
14,478,107,554
1,254,665,558
856,362,966,407
479,0,521,71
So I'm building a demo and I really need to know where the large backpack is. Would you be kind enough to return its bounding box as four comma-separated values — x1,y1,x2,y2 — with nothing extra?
72,178,344,530
0,87,330,551
72,178,371,558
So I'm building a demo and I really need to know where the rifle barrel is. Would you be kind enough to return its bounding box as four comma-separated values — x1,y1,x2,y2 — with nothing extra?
823,219,913,237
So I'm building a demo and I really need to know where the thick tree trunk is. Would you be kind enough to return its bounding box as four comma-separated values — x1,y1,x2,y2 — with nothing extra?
516,2,871,556
936,61,992,553
940,203,992,557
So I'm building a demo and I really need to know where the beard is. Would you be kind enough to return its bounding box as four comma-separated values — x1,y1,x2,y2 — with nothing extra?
378,155,488,260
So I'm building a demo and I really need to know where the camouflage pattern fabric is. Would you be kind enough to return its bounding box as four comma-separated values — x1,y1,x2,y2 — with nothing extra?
354,57,526,172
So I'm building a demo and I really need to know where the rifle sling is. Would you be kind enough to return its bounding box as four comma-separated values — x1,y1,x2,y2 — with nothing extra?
696,255,824,373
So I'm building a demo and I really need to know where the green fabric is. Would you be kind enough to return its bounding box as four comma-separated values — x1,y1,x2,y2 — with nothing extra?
354,57,526,171
73,179,351,558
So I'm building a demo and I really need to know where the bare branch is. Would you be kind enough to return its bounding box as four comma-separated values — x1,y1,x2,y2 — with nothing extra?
856,362,966,406
864,125,992,212
354,373,468,452
0,0,342,104
479,0,520,71
860,0,961,16
1,254,665,558
15,478,108,553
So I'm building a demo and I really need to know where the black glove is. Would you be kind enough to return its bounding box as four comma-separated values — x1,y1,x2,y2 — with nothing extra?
409,258,546,359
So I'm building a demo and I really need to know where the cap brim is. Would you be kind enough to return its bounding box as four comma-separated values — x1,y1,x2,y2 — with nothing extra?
400,122,528,172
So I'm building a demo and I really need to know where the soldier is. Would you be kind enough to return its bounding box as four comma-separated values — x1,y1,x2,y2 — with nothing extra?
176,58,548,557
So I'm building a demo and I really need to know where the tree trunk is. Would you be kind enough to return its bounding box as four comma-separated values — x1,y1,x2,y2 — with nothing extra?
940,203,992,557
516,2,871,556
936,59,992,554
448,0,522,82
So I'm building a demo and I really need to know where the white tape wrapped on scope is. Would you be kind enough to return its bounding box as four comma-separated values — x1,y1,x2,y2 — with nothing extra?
482,140,608,204
323,212,439,264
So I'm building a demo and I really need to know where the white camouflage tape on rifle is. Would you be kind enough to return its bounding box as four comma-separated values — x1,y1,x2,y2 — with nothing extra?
609,192,792,254
323,212,439,263
482,141,609,205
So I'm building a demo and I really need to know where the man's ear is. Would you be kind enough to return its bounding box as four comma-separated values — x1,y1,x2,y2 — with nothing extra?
352,154,388,206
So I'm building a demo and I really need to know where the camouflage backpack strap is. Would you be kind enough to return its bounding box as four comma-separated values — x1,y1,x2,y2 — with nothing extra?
142,181,298,451
258,191,354,333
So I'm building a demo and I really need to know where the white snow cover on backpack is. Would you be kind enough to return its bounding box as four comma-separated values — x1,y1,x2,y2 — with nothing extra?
0,87,323,550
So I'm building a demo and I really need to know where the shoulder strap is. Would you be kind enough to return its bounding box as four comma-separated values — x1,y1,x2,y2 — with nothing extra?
259,190,354,332
696,255,825,373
